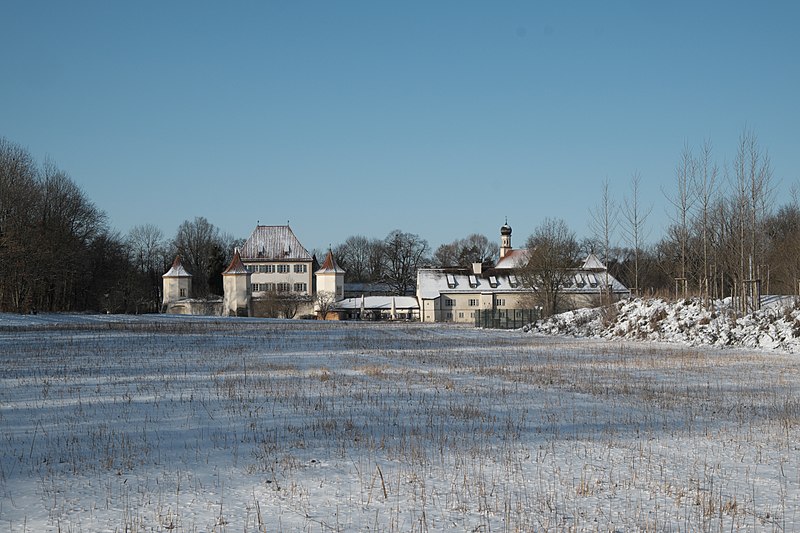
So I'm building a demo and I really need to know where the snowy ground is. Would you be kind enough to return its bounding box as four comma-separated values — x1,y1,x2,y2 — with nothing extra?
2,313,800,531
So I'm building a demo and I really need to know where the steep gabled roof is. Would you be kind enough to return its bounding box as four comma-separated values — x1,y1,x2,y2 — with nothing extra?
222,249,250,275
163,255,192,278
240,225,312,261
495,248,529,269
582,253,607,271
316,249,345,274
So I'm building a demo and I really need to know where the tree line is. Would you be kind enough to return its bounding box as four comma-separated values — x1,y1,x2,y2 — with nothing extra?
520,129,800,316
0,138,241,313
2,130,799,314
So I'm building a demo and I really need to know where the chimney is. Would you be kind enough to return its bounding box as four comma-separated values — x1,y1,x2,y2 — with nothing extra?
472,262,483,275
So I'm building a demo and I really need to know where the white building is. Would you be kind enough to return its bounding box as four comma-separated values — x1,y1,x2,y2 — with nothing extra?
222,249,251,316
315,249,345,301
162,224,318,318
240,225,314,297
417,222,629,324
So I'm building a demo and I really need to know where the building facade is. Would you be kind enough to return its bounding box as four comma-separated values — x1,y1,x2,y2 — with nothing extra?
239,225,314,298
417,222,630,324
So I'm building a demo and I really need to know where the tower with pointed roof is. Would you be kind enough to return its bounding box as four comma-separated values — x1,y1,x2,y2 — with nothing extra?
222,249,252,316
315,249,345,302
162,255,192,310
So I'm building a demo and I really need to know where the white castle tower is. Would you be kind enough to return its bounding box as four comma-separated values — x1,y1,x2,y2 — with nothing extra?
162,255,192,310
315,249,345,301
222,249,252,316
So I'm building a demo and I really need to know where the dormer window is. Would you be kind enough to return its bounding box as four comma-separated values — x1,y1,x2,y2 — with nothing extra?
445,273,457,289
489,276,498,288
468,275,479,288
508,274,519,288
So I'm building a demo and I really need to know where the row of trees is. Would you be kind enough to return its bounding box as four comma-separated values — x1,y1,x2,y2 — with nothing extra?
0,137,125,313
582,129,799,315
4,129,800,315
332,232,502,295
0,137,243,313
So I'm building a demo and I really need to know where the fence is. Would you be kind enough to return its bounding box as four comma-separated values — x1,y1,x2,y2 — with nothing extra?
474,309,539,329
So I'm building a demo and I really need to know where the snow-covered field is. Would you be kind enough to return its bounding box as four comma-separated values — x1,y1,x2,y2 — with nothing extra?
2,313,800,531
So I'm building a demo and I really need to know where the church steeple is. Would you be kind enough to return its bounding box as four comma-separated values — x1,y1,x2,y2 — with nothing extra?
500,218,512,259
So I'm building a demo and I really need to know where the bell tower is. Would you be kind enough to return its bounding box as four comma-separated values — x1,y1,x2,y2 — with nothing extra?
500,219,512,259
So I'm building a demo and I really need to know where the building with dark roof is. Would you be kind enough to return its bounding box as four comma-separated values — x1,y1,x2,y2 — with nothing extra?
240,225,314,298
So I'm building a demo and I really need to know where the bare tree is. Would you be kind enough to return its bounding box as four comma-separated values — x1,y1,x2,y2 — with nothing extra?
173,216,222,297
433,234,499,267
519,218,580,316
128,224,167,274
0,139,41,311
732,129,774,311
692,139,718,304
589,178,617,304
432,241,460,267
381,230,430,295
334,235,384,282
126,224,168,311
764,202,800,295
665,143,696,299
621,172,652,297
314,290,338,319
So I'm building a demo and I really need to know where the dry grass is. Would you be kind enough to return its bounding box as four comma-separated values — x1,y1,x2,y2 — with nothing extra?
1,319,799,531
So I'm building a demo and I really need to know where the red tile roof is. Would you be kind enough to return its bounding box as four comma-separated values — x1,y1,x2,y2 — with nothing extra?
163,255,192,277
316,249,345,274
223,250,250,275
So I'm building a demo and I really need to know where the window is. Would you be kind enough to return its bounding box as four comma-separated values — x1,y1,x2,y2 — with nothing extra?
458,312,464,318
265,265,275,273
265,283,275,292
445,298,455,307
294,264,307,273
445,273,457,288
252,283,261,292
179,288,186,297
257,265,267,273
277,264,290,273
277,283,291,292
446,312,453,320
293,283,307,293
468,275,479,288
496,298,505,307
508,274,519,288
489,276,498,288
468,299,478,307
245,265,254,273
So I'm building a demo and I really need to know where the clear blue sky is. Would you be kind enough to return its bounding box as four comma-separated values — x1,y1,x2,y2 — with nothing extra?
2,1,799,253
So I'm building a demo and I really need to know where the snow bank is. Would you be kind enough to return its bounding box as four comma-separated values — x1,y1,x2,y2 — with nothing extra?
528,297,800,352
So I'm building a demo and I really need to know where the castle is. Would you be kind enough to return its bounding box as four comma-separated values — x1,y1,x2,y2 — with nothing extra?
162,225,343,317
163,222,629,321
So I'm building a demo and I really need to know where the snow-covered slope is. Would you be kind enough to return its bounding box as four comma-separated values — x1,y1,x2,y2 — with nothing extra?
528,297,800,352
